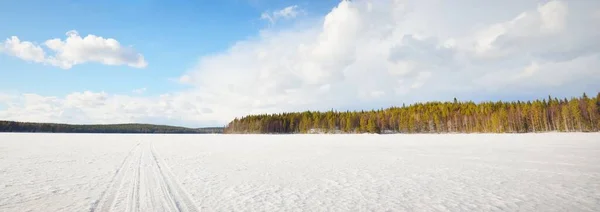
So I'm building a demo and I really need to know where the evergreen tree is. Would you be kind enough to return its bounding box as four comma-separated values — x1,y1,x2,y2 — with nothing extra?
224,94,600,134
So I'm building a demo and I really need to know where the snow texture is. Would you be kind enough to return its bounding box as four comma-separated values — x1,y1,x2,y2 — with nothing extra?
0,133,599,211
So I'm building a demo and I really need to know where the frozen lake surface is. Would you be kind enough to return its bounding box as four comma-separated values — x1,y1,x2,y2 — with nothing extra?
0,133,599,211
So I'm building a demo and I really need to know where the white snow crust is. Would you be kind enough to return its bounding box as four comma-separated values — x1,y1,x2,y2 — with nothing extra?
1,133,599,211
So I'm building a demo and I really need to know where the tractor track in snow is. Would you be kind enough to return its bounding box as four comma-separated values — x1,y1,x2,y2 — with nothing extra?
92,142,199,212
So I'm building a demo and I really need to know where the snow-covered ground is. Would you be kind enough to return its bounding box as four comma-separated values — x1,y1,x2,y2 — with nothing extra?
1,133,599,211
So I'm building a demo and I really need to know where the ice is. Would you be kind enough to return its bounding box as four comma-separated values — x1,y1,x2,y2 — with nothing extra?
1,133,599,211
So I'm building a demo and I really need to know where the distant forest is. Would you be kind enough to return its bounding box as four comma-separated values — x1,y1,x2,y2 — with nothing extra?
224,93,600,134
0,121,223,134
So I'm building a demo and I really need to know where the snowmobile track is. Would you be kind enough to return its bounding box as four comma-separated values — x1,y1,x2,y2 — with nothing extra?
92,142,199,212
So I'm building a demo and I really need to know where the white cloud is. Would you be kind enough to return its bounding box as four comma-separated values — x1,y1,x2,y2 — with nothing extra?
470,0,569,58
1,0,599,126
538,0,568,32
0,91,219,126
594,9,600,20
178,75,192,84
261,5,303,24
178,0,599,120
0,30,147,69
132,88,147,94
1,36,47,63
519,62,540,78
478,54,600,93
0,93,16,104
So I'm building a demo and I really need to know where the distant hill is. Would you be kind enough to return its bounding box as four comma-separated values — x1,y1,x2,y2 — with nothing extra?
0,120,223,134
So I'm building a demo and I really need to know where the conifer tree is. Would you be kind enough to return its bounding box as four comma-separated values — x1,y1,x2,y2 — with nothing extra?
224,94,600,134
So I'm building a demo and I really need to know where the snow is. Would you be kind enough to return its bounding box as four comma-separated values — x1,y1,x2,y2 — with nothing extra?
1,133,599,211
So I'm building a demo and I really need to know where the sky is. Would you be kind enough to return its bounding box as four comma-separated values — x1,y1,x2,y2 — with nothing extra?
1,0,599,127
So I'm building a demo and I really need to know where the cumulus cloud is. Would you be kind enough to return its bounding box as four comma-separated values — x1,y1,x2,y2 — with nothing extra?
1,0,599,126
469,0,571,59
1,36,47,63
178,0,600,121
0,30,147,69
261,5,303,24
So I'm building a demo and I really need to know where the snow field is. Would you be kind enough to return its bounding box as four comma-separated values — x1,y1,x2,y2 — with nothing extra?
1,133,599,211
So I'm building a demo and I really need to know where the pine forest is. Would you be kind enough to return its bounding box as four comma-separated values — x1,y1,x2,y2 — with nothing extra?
224,93,600,134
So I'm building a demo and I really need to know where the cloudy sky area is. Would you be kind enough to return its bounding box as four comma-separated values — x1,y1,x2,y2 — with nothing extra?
1,0,599,127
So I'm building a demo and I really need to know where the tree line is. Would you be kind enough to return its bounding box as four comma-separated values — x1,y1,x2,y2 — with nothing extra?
224,93,600,134
0,121,223,134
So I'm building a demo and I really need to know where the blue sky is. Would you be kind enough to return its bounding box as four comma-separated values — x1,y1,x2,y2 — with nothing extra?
1,0,599,127
0,0,338,96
